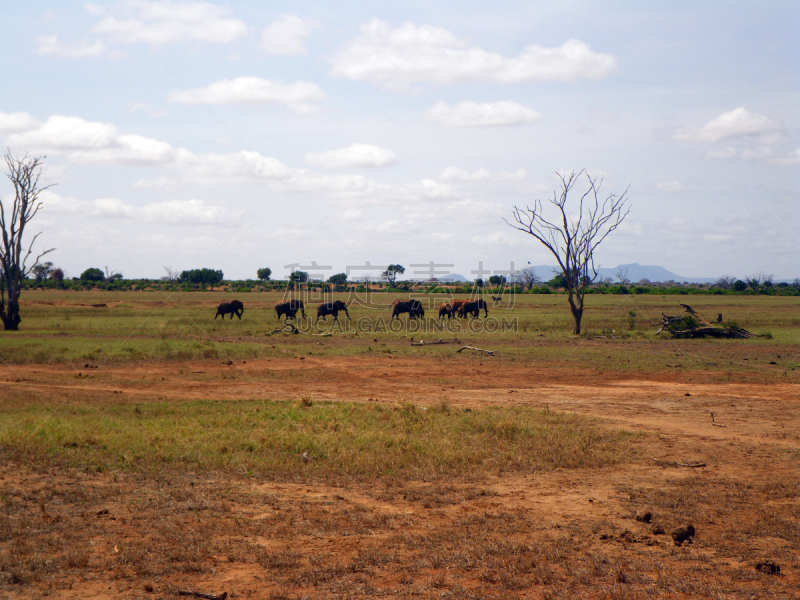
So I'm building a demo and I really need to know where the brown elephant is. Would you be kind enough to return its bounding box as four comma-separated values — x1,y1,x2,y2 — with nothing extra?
392,299,425,320
317,300,350,321
215,300,244,320
438,302,455,319
458,299,488,318
275,300,306,320
449,299,466,317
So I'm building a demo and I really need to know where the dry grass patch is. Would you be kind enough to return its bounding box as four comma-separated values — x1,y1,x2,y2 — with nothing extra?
0,396,636,480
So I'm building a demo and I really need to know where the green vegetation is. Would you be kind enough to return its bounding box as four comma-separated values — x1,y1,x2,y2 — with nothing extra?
0,395,635,479
0,291,797,371
80,268,105,282
179,268,223,288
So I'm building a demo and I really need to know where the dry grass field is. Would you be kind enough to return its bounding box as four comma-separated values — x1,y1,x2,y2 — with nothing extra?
0,290,798,599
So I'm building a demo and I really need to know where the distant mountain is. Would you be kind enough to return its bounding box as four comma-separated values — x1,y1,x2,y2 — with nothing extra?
518,263,716,284
412,264,717,285
595,263,716,284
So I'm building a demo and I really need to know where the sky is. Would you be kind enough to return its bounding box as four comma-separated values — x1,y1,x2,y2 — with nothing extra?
1,1,798,282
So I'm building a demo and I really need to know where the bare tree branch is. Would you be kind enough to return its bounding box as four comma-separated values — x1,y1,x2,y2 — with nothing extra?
1,151,55,330
505,170,630,334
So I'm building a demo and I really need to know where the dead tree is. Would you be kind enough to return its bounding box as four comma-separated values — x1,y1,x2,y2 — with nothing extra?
1,152,55,331
656,304,759,339
506,170,629,334
516,265,541,291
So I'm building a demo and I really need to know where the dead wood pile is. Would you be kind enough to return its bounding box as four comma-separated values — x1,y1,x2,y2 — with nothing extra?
656,304,759,339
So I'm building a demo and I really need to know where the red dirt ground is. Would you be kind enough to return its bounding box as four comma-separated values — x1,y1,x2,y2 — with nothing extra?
1,356,798,599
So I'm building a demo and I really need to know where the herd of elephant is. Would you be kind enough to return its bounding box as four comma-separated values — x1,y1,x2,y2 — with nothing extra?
213,298,489,321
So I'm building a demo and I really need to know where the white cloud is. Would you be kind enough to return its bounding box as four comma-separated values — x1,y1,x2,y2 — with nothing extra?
129,103,168,118
92,197,232,225
705,147,738,160
9,114,116,152
259,15,315,55
91,0,248,45
655,180,684,192
35,35,115,58
328,19,617,87
439,166,527,182
1,112,181,165
167,76,326,114
705,145,800,165
1,111,424,201
0,111,40,134
469,230,527,246
376,219,398,232
674,107,783,143
425,100,540,127
417,179,455,199
306,144,397,169
772,148,800,166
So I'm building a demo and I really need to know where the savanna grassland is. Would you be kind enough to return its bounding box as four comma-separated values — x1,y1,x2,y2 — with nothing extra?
0,290,798,599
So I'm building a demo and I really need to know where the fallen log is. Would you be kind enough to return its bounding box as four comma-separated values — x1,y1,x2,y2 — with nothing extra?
652,457,706,468
456,345,496,356
410,338,459,346
267,324,333,336
268,324,300,335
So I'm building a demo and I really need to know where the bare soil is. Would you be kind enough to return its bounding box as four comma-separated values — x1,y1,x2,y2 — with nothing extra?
1,353,798,599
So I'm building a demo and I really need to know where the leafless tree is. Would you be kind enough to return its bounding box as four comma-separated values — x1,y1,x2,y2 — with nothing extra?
104,265,122,282
746,272,773,291
162,266,179,283
516,265,541,290
506,170,629,334
615,266,630,285
1,152,55,330
716,275,736,289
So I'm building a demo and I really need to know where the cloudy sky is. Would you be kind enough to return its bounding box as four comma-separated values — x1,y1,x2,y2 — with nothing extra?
1,1,798,281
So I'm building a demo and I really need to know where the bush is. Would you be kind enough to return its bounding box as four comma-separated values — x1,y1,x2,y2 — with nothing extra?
179,268,224,288
80,268,105,282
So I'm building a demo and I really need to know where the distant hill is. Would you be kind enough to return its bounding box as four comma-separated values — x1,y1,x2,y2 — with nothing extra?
510,263,715,284
413,264,717,285
595,263,716,284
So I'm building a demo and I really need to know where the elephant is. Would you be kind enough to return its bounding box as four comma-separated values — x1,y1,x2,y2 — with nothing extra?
449,299,466,317
215,300,244,320
458,299,488,318
317,300,350,321
438,302,455,319
275,300,306,320
392,299,425,320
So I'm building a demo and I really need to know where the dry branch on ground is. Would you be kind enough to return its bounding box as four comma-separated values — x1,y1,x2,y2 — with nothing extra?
410,338,460,346
456,345,496,356
656,304,760,339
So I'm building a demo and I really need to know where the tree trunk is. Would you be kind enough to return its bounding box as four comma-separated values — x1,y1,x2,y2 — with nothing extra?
567,287,584,335
1,299,21,330
571,306,583,335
